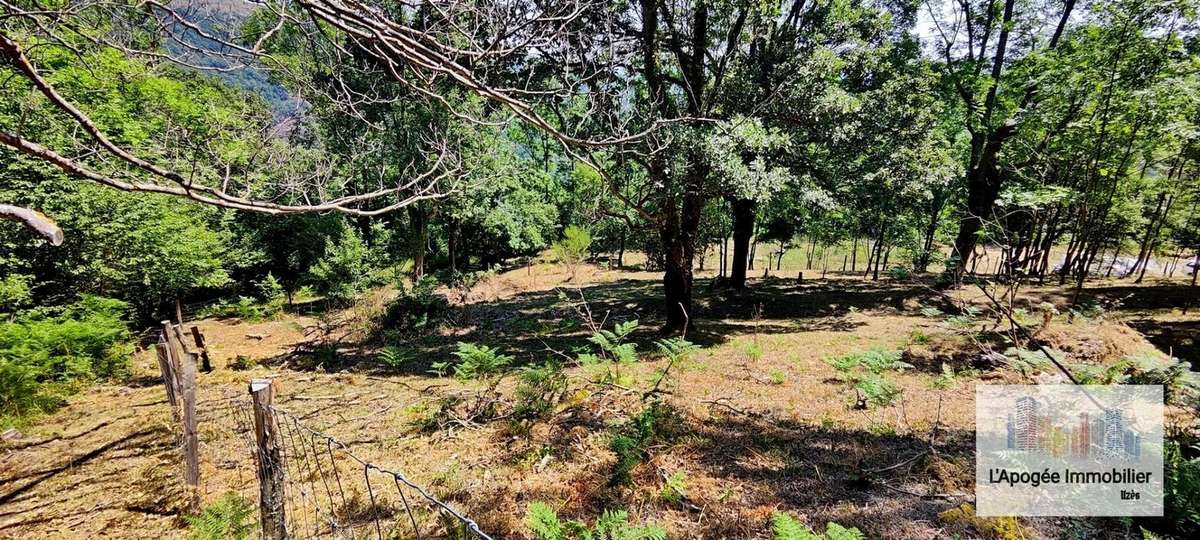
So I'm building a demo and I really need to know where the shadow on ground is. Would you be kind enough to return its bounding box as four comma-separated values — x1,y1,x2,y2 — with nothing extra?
267,276,950,375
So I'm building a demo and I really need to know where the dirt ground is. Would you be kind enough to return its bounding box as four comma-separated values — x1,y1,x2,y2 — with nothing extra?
1,261,1197,539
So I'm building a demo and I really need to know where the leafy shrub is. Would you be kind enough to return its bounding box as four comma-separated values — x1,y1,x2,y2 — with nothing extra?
186,492,256,540
0,274,32,312
228,355,258,371
431,342,511,380
659,471,687,503
307,231,367,306
511,360,569,427
376,346,412,370
1001,347,1062,377
379,276,448,337
527,501,666,540
771,512,864,540
886,265,912,280
197,295,280,322
552,225,592,280
0,296,132,424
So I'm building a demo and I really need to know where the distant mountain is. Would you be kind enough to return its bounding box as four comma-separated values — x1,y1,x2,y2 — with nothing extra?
165,0,300,118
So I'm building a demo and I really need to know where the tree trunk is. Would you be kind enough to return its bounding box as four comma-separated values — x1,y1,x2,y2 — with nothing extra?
851,236,859,272
617,230,626,268
661,181,705,335
448,219,459,273
729,198,755,288
1128,192,1166,278
954,150,1005,279
409,205,427,280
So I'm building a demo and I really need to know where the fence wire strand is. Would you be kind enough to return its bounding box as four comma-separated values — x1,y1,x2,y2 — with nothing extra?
224,401,495,540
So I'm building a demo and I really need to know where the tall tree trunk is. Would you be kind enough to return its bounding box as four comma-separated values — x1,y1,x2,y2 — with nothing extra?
408,205,427,280
851,236,859,272
729,198,755,288
1128,192,1166,277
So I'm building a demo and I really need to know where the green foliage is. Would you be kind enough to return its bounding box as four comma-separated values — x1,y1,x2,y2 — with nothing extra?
0,296,131,424
771,513,864,540
824,349,911,409
580,319,640,385
931,363,959,390
0,274,32,313
609,401,675,485
306,228,367,306
1001,347,1061,377
186,492,256,540
511,360,569,426
1164,441,1200,534
526,502,666,540
202,271,286,321
552,225,593,278
431,342,511,380
379,276,448,338
376,346,412,370
886,265,912,280
659,471,687,504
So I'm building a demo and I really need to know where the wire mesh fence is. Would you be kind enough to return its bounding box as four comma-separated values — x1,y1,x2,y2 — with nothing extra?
153,320,493,539
252,404,494,540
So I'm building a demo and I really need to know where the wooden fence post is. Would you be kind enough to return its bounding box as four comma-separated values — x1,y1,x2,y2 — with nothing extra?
180,351,200,511
155,333,179,424
190,326,213,373
161,321,184,390
250,379,286,539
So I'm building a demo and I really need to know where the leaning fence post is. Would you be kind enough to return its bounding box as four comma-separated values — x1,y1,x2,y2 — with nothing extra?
155,333,180,423
250,378,286,539
180,351,200,511
190,326,213,373
161,321,184,391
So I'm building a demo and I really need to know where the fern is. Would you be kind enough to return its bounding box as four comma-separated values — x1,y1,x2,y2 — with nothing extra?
528,501,567,540
527,503,665,540
771,513,863,540
377,346,411,370
432,342,511,380
186,492,256,540
822,522,865,540
772,512,819,540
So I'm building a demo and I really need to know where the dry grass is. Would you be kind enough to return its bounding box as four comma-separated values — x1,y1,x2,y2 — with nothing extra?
1,259,1196,539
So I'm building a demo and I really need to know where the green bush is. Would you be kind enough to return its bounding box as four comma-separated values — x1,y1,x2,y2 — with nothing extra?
527,501,666,540
307,230,367,306
379,276,448,336
552,225,592,280
186,492,256,540
0,274,32,312
0,296,132,424
1164,441,1200,534
511,360,569,426
579,319,639,385
886,265,912,280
